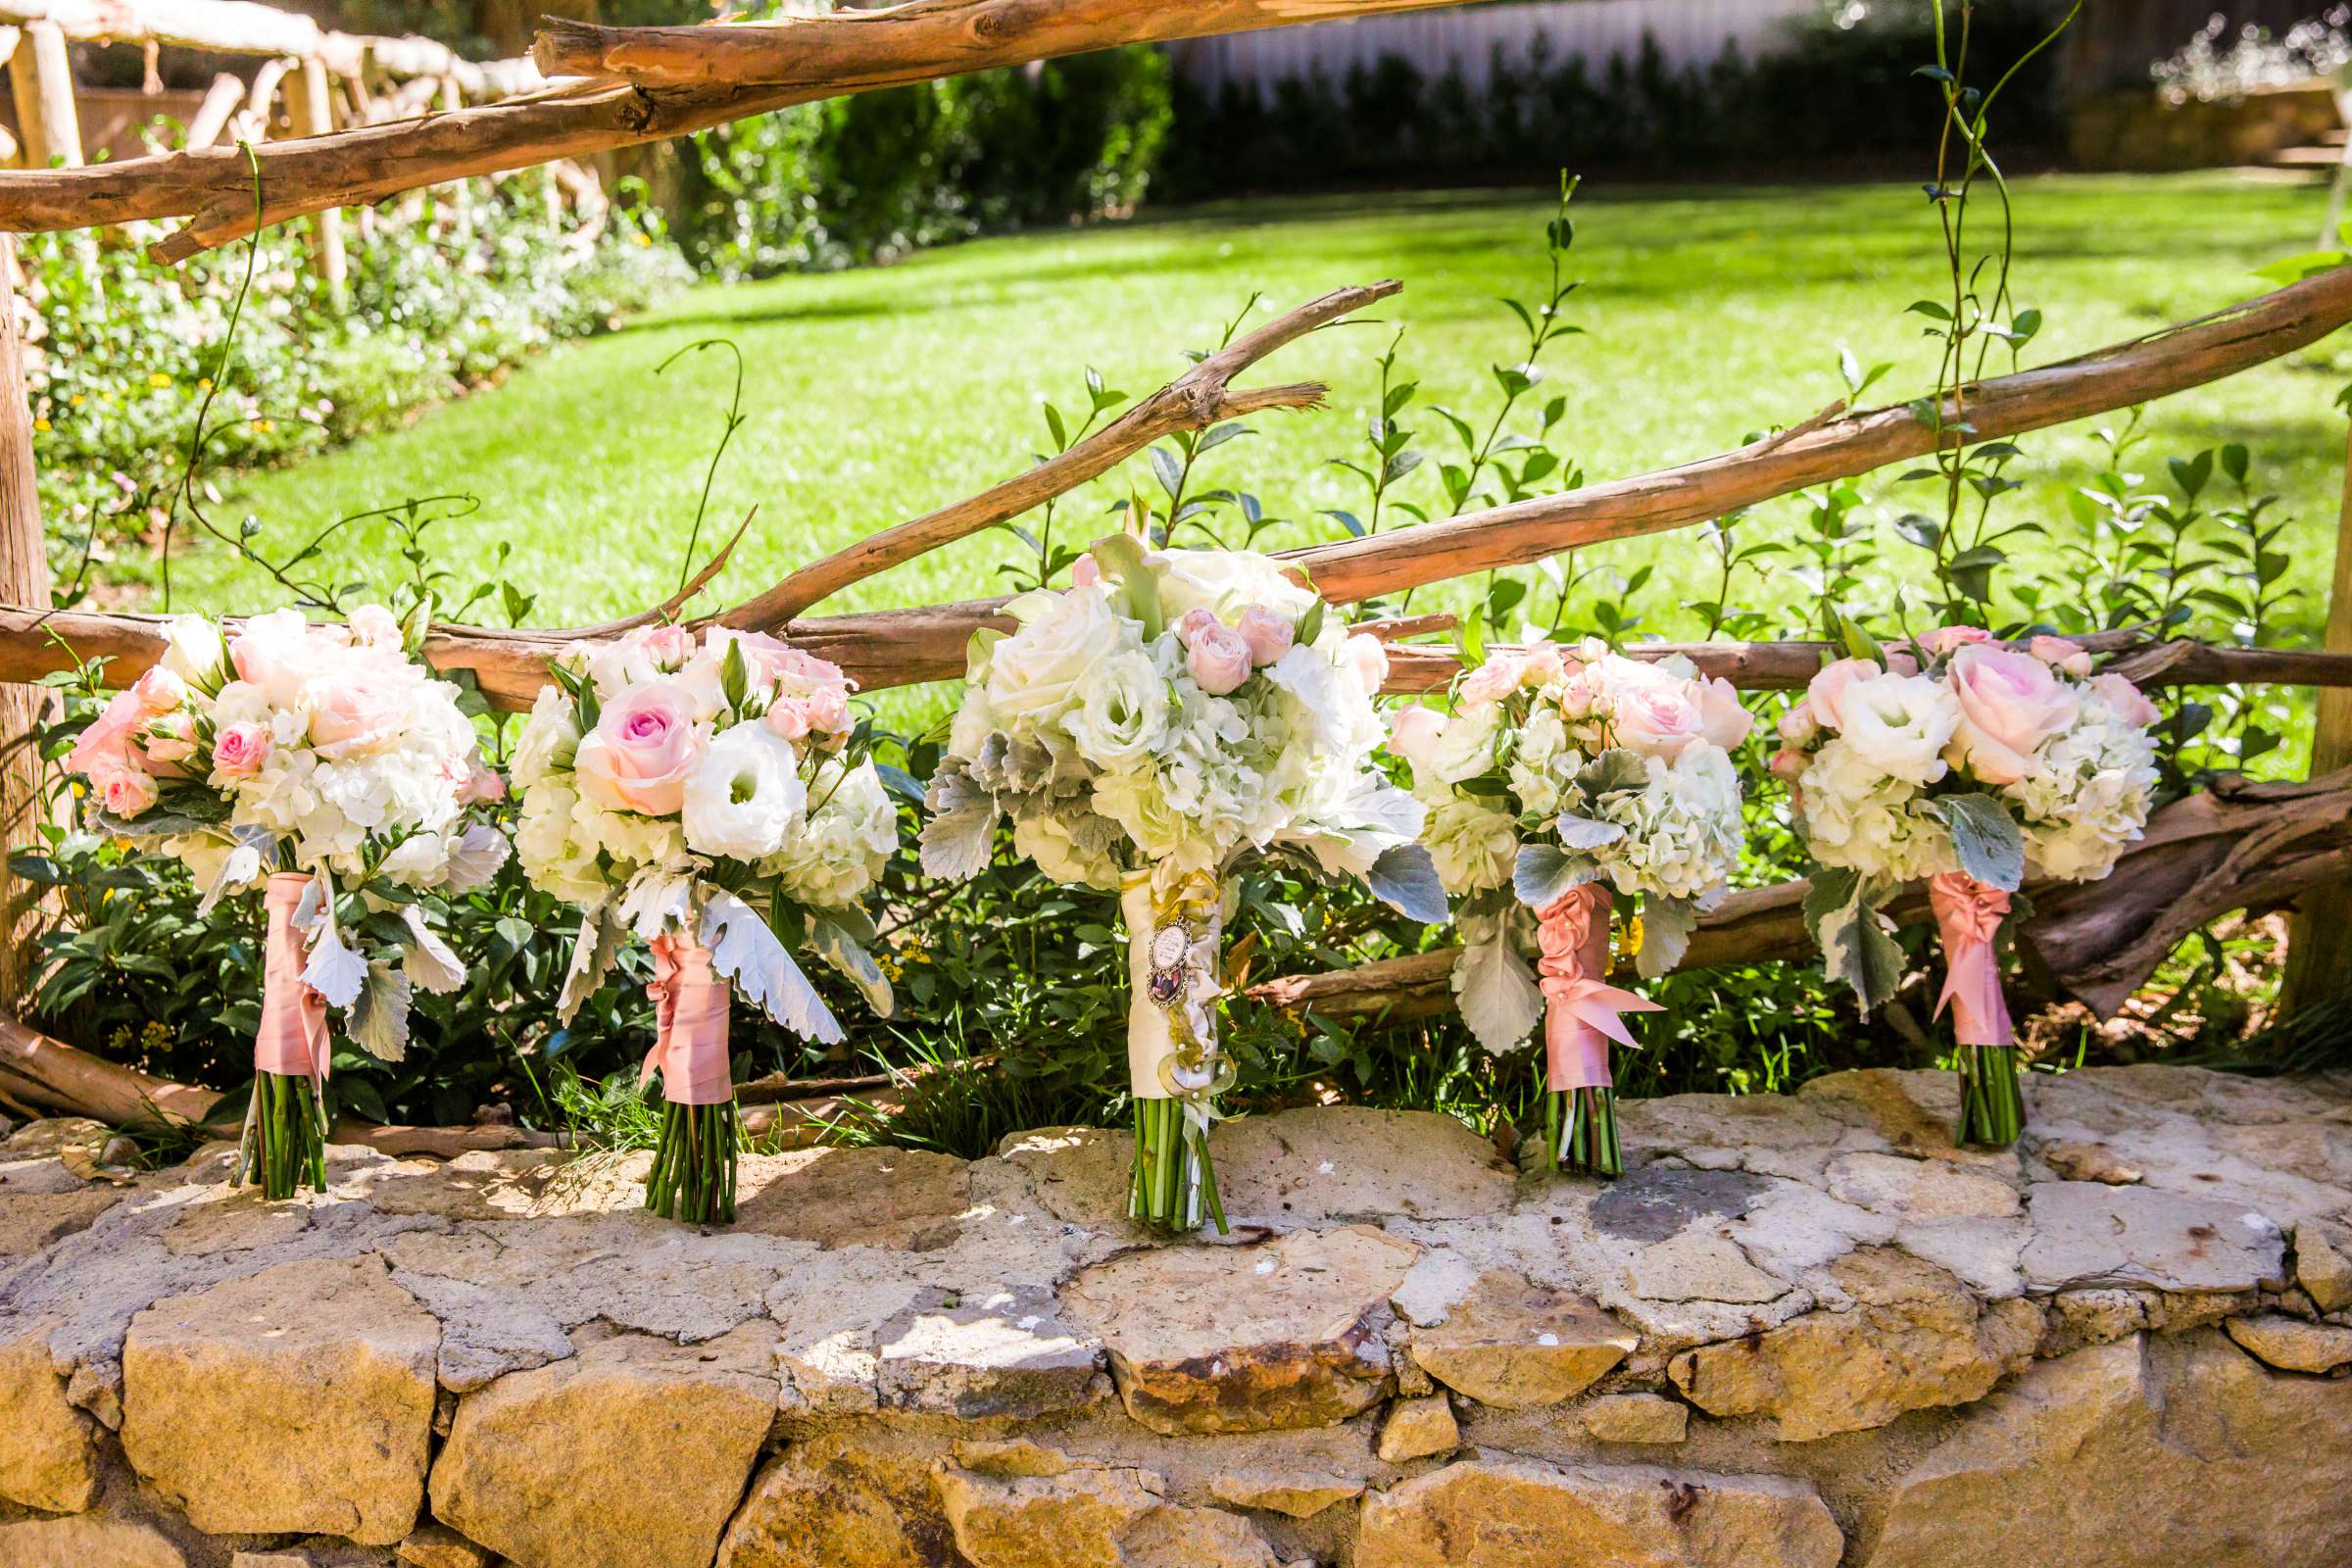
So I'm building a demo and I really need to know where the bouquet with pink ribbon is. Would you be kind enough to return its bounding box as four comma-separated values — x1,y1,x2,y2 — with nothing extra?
60,608,506,1199
1392,637,1752,1177
920,538,1442,1233
513,622,901,1224
1772,620,2160,1146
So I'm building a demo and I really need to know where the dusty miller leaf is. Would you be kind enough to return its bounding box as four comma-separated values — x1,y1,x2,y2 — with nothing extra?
1451,925,1543,1056
703,891,845,1045
808,914,895,1017
1364,844,1449,924
1513,842,1596,910
1935,793,2026,892
557,907,625,1026
1636,897,1698,981
347,960,413,1063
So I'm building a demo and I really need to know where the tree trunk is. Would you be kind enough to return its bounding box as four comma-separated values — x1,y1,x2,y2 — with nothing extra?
2281,420,2352,1014
0,233,46,1012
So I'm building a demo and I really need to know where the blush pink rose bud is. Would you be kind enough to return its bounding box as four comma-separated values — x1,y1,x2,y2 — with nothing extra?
1768,746,1808,783
1919,625,1992,658
575,680,706,816
1612,681,1705,760
132,667,186,714
1389,705,1446,774
1804,657,1882,731
1777,699,1819,746
2090,671,2161,728
212,721,272,780
1345,633,1389,696
1236,606,1296,666
460,760,507,805
346,605,402,648
97,764,158,819
1458,652,1529,708
643,624,698,671
1069,556,1102,588
2028,635,2093,677
1694,675,1753,751
1185,622,1254,696
803,685,850,737
1944,643,2081,785
1176,608,1221,642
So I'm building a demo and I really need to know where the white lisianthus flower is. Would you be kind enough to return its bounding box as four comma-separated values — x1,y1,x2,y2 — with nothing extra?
682,723,808,862
1426,795,1518,895
512,686,582,790
1066,650,1168,771
1833,670,1961,786
159,615,228,687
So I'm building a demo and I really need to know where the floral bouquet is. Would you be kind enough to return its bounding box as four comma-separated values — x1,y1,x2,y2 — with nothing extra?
1393,638,1751,1177
1770,626,2160,1147
512,622,898,1224
64,608,508,1199
921,538,1445,1233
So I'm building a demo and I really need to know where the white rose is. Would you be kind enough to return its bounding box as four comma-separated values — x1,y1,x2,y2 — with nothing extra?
512,687,582,789
985,586,1128,728
1153,547,1315,622
1835,671,1960,787
682,723,808,863
159,615,228,687
1066,650,1168,772
1425,705,1502,787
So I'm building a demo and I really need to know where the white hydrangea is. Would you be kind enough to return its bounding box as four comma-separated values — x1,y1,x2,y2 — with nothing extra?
1425,795,1518,896
2006,693,2160,881
766,760,898,908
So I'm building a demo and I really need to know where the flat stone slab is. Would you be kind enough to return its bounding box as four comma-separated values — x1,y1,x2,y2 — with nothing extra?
1408,1269,1636,1408
2021,1182,2287,1294
1059,1225,1416,1434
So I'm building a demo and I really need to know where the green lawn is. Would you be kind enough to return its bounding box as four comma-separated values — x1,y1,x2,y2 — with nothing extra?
172,172,2348,733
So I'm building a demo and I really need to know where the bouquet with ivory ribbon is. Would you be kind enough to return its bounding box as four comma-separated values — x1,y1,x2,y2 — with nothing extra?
61,608,508,1199
1392,636,1752,1177
1771,620,2160,1147
921,537,1445,1233
513,622,900,1224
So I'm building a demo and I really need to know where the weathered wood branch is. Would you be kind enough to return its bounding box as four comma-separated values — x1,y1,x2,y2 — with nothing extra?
1283,264,2352,603
1248,771,2352,1025
723,279,1398,626
0,0,1475,252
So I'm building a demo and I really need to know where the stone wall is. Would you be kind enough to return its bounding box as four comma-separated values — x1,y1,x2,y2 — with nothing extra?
2,1065,2350,1568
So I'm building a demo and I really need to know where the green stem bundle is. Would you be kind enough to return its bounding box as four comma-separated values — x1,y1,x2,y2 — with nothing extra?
1130,1098,1224,1235
238,1071,326,1200
1955,1045,2026,1149
645,1098,740,1225
1551,1086,1622,1178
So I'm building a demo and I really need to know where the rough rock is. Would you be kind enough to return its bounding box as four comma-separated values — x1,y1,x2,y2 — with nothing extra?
396,1522,498,1568
992,1126,1134,1227
1622,1094,1867,1182
1797,1070,1991,1162
1059,1225,1415,1434
719,1429,949,1568
2224,1312,2352,1374
1823,1152,2020,1218
1581,1392,1690,1445
2294,1222,2352,1312
1864,1333,2352,1567
0,1315,99,1512
933,1456,1277,1568
2042,1287,2250,1354
1208,1107,1517,1226
120,1255,439,1544
1377,1395,1459,1462
2021,1182,2286,1294
1408,1269,1635,1408
430,1323,777,1568
1207,1467,1363,1518
0,1511,188,1568
1357,1456,1842,1568
871,1282,1103,1417
0,1187,126,1257
2037,1140,2142,1185
1669,1250,2040,1441
734,1147,971,1250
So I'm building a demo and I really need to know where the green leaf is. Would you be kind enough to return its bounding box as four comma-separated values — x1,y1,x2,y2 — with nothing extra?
1803,868,1903,1013
1296,598,1326,648
2251,250,2350,286
1935,793,2026,891
719,636,750,711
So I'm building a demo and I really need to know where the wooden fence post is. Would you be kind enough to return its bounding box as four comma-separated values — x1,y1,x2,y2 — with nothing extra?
7,21,82,170
0,234,49,1011
286,56,347,306
2282,419,2352,1013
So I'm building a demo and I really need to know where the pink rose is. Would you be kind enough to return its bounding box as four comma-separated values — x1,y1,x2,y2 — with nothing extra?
2028,635,2093,677
1885,649,1920,677
2090,671,2161,728
1805,658,1880,731
459,760,507,805
1237,606,1296,667
1693,675,1753,752
132,666,186,715
212,721,272,780
1919,625,1992,658
1345,633,1389,696
766,645,850,696
1610,678,1705,760
1777,700,1819,746
1176,608,1221,642
229,610,322,708
802,685,850,738
136,727,196,775
308,663,412,760
68,690,147,779
1768,746,1808,783
346,605,402,648
642,624,698,671
1944,643,2081,785
1521,645,1567,688
575,680,706,816
1185,622,1253,697
1458,652,1528,708
1390,706,1446,774
96,764,159,819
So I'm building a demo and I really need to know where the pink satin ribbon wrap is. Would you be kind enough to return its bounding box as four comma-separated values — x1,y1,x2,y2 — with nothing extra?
1930,871,2015,1048
1536,884,1662,1092
639,935,734,1105
254,872,329,1083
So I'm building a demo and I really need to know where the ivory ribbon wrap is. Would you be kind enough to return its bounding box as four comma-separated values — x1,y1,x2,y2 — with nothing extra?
1930,871,2015,1048
1121,871,1223,1102
639,935,734,1105
1535,884,1661,1092
254,871,329,1084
